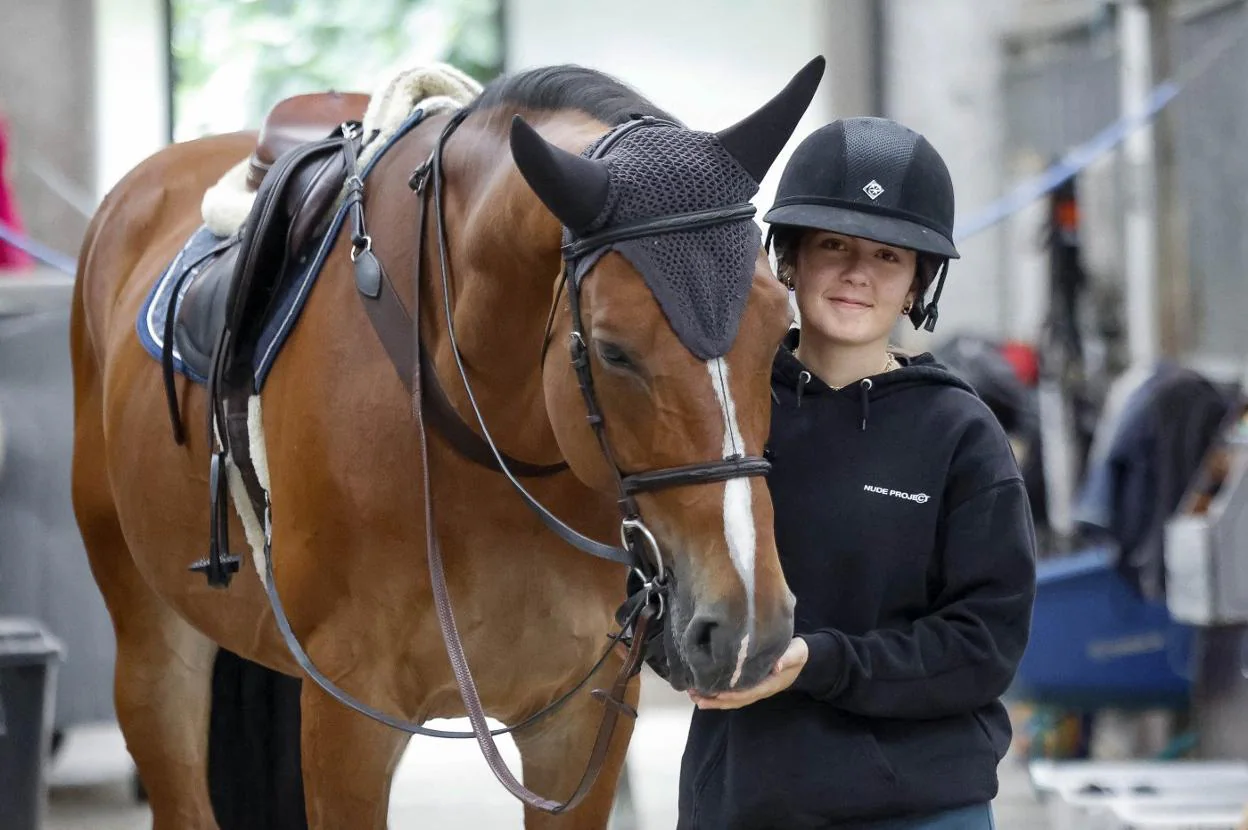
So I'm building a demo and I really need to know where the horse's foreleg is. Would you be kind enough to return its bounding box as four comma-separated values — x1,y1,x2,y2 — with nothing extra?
513,664,640,830
299,676,410,829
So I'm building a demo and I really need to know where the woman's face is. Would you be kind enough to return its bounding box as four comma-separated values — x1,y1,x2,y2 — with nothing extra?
791,231,917,348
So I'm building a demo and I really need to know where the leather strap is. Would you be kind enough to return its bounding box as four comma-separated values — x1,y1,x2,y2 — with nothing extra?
232,370,650,744
415,343,653,808
417,114,637,567
355,167,568,479
203,112,656,817
161,235,238,445
409,110,651,811
621,455,771,495
561,202,757,261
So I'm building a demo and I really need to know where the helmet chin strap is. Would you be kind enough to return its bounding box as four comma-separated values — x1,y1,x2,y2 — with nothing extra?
908,258,949,331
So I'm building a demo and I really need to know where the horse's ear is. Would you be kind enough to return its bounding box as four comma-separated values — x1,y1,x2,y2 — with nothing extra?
715,56,826,183
509,115,610,235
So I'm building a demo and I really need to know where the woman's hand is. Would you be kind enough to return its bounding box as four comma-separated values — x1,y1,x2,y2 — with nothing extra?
688,636,809,710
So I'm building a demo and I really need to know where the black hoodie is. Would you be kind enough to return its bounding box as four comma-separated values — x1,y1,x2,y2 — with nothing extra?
677,330,1037,829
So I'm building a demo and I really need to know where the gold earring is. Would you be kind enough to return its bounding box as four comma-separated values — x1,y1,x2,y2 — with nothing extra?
784,276,795,290
902,303,913,315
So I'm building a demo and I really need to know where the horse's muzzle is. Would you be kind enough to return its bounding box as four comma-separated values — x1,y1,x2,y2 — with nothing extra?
674,594,794,696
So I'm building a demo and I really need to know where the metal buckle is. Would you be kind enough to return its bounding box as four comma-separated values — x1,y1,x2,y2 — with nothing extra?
621,517,667,619
350,235,372,262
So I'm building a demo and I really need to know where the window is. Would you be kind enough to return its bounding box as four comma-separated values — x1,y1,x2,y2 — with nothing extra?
167,0,503,142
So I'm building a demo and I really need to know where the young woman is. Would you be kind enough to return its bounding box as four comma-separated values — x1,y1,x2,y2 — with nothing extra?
676,117,1037,829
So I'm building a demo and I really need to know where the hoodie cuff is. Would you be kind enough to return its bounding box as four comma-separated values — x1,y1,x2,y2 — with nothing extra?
790,631,848,698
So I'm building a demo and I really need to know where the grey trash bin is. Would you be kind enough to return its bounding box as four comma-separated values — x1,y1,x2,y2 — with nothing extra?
0,617,64,830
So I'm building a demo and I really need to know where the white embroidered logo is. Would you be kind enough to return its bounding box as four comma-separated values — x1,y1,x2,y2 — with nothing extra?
863,179,885,200
864,484,929,504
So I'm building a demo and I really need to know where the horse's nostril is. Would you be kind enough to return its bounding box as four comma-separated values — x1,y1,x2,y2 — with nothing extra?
690,617,717,654
684,614,730,670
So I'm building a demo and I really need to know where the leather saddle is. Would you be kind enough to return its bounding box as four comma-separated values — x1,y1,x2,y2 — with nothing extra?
247,91,371,190
172,91,370,382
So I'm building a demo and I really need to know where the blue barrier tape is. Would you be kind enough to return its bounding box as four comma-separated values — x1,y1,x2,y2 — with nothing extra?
0,221,77,274
953,80,1182,243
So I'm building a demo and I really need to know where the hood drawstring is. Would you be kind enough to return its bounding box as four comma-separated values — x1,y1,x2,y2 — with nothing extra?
859,378,872,430
796,370,811,407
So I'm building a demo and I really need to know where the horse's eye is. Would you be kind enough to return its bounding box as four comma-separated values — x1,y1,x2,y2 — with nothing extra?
596,341,637,371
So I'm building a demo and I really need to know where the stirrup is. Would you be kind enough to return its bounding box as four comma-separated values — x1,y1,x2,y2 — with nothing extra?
190,450,242,587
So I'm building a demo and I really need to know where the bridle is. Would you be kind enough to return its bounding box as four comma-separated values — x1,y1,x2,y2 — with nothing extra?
442,110,772,593
258,106,776,815
418,108,775,810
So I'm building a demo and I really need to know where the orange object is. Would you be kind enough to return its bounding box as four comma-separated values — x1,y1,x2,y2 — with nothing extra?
1055,199,1080,234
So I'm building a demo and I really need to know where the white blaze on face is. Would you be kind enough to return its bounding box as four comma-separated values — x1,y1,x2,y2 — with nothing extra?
706,357,756,688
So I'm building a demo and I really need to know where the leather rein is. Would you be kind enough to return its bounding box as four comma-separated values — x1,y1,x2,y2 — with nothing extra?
266,108,772,814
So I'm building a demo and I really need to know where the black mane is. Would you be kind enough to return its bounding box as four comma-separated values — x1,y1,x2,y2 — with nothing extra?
470,64,680,127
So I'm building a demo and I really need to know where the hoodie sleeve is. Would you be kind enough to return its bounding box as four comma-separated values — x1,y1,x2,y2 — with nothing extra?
789,417,1037,719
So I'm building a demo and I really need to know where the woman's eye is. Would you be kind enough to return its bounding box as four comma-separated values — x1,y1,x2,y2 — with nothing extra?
879,250,900,263
597,342,636,370
819,238,847,251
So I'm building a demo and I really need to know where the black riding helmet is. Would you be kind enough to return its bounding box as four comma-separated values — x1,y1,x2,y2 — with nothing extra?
763,117,959,331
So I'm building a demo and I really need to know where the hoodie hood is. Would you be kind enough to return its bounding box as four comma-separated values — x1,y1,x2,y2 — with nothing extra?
772,327,978,430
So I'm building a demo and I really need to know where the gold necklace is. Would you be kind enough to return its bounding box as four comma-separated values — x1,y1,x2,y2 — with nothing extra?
827,353,900,390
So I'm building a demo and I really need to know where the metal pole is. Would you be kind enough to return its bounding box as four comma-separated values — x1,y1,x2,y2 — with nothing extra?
1119,0,1161,367
1148,0,1190,358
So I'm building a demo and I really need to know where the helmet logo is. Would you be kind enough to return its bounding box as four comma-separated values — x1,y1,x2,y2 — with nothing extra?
862,179,885,200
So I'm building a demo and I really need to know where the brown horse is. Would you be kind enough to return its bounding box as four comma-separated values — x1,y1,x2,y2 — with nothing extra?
69,59,820,829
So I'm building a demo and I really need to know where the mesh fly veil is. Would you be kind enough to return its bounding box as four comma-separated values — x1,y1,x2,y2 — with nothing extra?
566,121,762,361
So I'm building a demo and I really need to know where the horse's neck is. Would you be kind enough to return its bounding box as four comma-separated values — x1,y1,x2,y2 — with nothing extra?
422,110,602,461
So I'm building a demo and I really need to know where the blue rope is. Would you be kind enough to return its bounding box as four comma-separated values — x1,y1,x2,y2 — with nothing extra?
0,221,76,275
954,7,1248,243
953,80,1181,243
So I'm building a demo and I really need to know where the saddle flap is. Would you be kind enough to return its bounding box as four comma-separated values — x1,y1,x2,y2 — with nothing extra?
174,244,241,377
226,133,357,370
286,151,348,262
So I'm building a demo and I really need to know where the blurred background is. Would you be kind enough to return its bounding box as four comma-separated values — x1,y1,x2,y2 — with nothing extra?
2,0,1248,828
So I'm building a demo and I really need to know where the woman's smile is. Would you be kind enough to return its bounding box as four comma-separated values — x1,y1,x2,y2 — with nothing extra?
827,294,873,310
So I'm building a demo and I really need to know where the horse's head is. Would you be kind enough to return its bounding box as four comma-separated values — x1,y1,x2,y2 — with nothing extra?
509,58,824,694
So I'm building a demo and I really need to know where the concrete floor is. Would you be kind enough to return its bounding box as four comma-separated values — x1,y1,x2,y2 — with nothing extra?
43,673,1053,829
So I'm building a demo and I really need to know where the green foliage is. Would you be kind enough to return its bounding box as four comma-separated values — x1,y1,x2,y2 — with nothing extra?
170,0,502,141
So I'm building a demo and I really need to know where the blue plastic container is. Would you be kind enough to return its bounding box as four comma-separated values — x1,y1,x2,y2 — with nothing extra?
1009,547,1194,709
